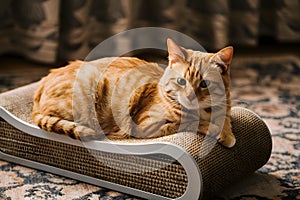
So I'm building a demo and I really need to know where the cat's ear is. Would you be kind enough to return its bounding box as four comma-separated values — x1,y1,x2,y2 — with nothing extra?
213,46,234,73
167,38,187,65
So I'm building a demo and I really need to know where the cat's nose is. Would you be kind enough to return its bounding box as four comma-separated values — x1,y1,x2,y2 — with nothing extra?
187,92,196,102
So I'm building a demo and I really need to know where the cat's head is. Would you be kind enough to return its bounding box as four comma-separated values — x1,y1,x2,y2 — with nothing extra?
160,38,233,110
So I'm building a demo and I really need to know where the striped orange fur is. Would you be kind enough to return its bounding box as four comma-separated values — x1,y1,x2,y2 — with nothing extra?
32,39,236,147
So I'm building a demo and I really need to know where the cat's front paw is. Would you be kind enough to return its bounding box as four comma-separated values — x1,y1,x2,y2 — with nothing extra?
197,121,220,137
217,131,236,148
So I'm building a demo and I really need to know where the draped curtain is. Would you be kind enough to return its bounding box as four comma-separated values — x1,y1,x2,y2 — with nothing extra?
0,0,299,64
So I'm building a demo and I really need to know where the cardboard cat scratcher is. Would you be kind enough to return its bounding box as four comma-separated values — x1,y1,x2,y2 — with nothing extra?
0,82,272,200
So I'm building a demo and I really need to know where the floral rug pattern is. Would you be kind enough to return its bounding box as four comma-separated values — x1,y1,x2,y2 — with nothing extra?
0,56,299,199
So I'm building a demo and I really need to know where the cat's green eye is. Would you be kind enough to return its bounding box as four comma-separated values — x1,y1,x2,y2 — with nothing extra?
177,77,186,86
200,80,210,88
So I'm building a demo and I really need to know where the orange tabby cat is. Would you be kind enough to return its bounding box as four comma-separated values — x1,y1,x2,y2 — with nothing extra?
32,39,236,148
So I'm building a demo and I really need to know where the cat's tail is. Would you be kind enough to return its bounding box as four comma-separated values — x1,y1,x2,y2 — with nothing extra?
32,113,103,141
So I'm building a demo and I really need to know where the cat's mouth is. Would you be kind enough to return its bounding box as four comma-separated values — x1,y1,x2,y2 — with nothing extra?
181,102,199,110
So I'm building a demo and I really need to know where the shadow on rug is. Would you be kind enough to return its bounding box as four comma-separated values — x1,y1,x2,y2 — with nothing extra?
0,55,299,200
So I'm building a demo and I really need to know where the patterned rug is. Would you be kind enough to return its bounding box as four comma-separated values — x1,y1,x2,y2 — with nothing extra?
0,55,299,200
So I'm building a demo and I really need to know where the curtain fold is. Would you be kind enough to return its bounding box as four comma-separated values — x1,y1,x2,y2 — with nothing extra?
0,0,299,64
0,0,60,63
